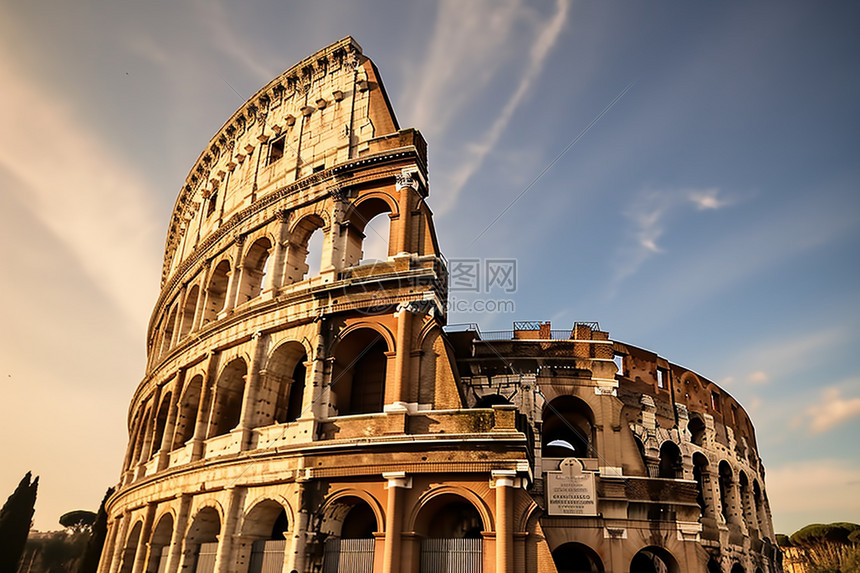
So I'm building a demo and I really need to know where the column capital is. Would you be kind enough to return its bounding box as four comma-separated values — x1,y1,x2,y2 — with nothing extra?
491,470,517,488
383,472,412,489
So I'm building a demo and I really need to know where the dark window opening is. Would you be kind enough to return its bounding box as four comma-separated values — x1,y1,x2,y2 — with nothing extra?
206,192,218,217
267,136,285,165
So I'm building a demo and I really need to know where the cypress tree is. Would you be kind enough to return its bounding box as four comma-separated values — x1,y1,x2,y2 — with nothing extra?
79,487,115,573
0,472,39,573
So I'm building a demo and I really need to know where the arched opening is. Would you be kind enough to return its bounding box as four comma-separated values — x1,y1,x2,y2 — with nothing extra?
145,514,173,573
208,358,247,438
179,285,200,339
119,520,142,573
658,441,682,479
160,305,179,356
203,260,231,324
692,453,709,519
285,215,325,284
473,394,512,408
707,556,722,573
331,329,388,416
244,500,289,573
185,507,220,573
629,546,680,573
542,396,595,459
238,238,272,303
344,198,393,267
739,472,754,532
172,375,203,449
688,415,706,447
415,494,484,573
131,406,152,466
719,461,734,525
753,480,765,533
551,542,604,573
320,497,378,573
264,342,308,425
731,564,745,573
151,392,172,459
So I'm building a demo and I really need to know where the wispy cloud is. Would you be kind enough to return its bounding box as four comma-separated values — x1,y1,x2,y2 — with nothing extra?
0,51,161,328
404,0,571,214
803,384,860,434
611,187,731,288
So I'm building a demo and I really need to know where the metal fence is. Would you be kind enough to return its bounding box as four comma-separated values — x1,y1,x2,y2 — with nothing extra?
322,538,375,573
248,539,287,573
195,542,218,573
419,538,483,573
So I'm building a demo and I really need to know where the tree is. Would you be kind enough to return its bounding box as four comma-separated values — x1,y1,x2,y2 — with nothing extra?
59,510,97,535
0,471,39,573
786,522,860,573
79,487,114,573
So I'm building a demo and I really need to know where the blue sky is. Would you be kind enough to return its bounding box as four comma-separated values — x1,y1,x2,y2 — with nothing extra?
0,1,857,534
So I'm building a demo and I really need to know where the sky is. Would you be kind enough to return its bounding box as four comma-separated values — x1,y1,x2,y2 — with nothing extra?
0,0,858,535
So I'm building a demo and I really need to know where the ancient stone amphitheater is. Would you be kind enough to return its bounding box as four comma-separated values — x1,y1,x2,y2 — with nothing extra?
99,37,781,573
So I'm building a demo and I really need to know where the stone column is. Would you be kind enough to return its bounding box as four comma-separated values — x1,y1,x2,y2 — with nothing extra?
237,332,267,449
131,504,156,573
382,472,412,573
385,304,414,412
166,494,193,573
221,237,245,315
287,481,311,573
156,370,184,470
191,351,219,461
99,515,120,573
214,486,245,573
394,169,419,255
492,470,516,573
108,511,131,573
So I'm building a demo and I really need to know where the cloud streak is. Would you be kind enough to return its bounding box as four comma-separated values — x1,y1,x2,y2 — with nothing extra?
0,51,161,328
804,384,860,434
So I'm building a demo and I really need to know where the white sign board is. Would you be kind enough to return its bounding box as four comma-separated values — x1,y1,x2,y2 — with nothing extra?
546,458,597,516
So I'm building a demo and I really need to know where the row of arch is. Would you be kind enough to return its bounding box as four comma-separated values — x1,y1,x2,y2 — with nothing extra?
111,490,490,573
126,327,395,476
152,195,397,365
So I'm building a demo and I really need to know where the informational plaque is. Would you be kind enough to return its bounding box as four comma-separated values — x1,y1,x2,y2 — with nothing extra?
546,458,597,516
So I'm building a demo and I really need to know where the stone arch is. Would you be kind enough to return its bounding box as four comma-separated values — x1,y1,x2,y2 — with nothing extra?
184,505,222,573
202,259,231,325
753,479,765,532
150,392,172,458
119,519,144,573
319,489,384,537
145,512,174,573
237,236,274,304
179,283,201,339
173,374,203,449
552,542,604,573
241,497,291,539
262,340,309,425
159,303,179,357
208,357,248,438
719,460,735,525
285,213,326,284
343,194,397,266
542,395,596,458
629,545,681,573
407,485,493,534
658,440,682,479
131,404,153,466
688,414,706,447
411,489,489,573
693,452,709,519
330,327,392,416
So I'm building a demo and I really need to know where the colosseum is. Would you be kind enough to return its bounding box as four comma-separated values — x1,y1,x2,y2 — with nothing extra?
98,37,781,573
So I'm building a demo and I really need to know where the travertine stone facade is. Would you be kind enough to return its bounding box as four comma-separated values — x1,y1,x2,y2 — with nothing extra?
100,38,781,573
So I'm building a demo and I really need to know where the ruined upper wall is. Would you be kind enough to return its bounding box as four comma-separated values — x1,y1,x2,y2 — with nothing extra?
160,37,403,287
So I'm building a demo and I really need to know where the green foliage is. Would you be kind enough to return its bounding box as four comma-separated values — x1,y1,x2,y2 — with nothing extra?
789,521,860,573
59,510,97,534
0,471,39,573
777,533,793,547
79,487,114,573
